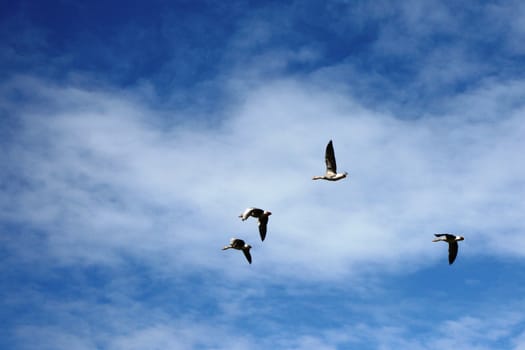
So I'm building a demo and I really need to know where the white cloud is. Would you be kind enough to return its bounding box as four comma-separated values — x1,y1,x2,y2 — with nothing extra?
4,4,525,350
14,293,524,350
2,74,525,281
14,326,96,350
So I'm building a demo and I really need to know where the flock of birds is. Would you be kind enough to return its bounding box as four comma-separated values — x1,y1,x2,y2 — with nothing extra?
222,140,465,265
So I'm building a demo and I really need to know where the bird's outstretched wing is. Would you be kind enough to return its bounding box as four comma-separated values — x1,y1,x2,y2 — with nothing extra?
325,140,337,175
448,241,459,265
258,216,269,241
243,249,252,264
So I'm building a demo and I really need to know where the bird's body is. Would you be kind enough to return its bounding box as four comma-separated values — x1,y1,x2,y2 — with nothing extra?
239,207,265,221
239,207,272,241
222,238,252,264
433,233,464,265
312,140,348,181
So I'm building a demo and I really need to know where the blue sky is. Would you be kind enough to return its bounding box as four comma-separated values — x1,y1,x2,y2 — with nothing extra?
2,1,525,349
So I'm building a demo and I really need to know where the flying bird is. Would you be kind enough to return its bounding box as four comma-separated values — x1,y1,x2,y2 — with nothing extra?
222,238,252,264
239,207,272,241
312,140,348,181
432,233,465,265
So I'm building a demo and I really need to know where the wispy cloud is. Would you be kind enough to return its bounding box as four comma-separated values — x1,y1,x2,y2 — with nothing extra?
7,276,525,350
3,2,525,349
2,71,525,281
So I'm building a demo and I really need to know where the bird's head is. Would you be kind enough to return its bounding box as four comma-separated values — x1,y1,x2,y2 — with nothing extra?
245,244,252,250
457,236,465,241
264,211,272,216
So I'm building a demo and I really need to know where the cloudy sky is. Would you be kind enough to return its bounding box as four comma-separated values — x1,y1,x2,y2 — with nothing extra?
2,1,525,349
